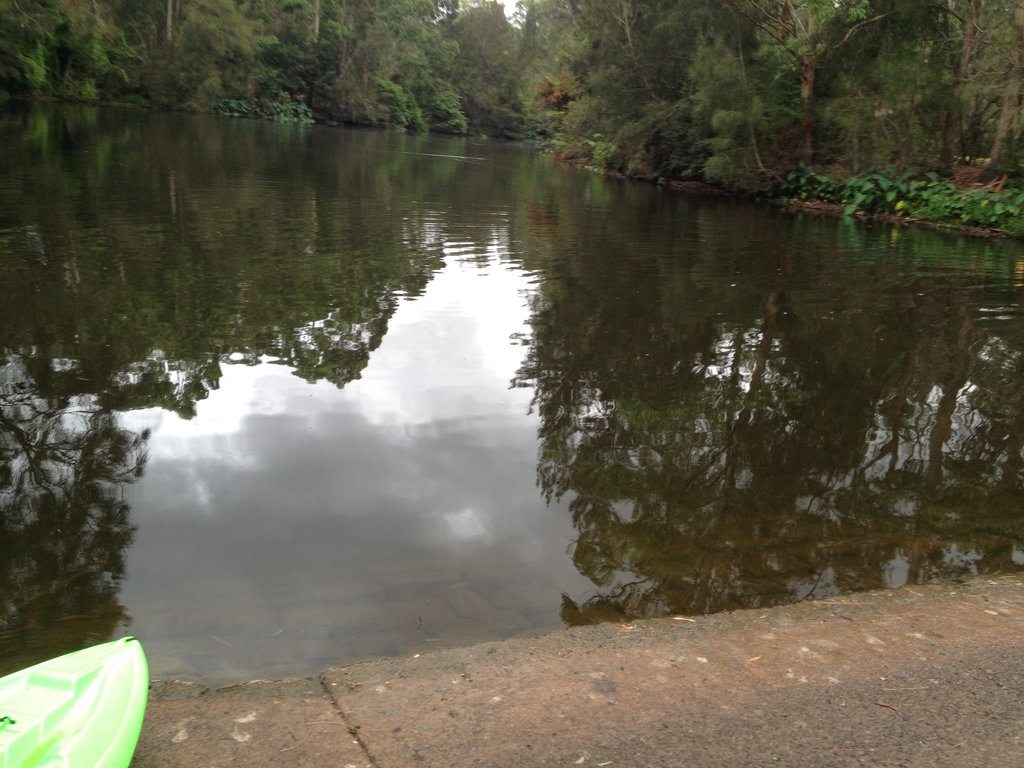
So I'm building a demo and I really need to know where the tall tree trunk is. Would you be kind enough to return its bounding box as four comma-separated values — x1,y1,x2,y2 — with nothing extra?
940,0,983,167
982,69,1023,180
979,0,1024,182
797,51,817,163
725,1,888,165
312,0,320,40
166,0,174,42
611,0,655,96
795,8,817,163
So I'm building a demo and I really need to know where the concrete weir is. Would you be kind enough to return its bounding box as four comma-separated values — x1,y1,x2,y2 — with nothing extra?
133,575,1024,767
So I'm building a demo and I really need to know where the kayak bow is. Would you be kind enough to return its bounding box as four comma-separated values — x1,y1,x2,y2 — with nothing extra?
0,637,148,768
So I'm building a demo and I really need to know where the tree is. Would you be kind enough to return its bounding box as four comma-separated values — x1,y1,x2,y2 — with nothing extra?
979,0,1024,180
0,0,145,100
690,23,790,184
451,0,524,136
815,1,954,170
543,0,714,176
722,0,892,163
148,0,257,109
940,0,984,165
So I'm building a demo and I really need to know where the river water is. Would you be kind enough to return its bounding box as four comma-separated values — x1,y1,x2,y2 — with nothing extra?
1,103,1022,685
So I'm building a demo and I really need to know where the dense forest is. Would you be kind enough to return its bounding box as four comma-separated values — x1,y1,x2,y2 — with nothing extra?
2,0,1023,220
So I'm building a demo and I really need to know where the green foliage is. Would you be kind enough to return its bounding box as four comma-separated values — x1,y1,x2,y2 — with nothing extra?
951,187,1024,230
214,96,314,123
425,90,468,134
990,134,1024,184
586,135,619,170
906,173,963,221
839,165,918,216
375,78,427,130
451,1,525,136
519,0,1024,220
152,0,258,110
690,29,801,187
782,164,838,202
782,163,1024,233
818,0,957,171
17,40,50,91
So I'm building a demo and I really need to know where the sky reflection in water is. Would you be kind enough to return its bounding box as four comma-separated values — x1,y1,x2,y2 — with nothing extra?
120,254,591,685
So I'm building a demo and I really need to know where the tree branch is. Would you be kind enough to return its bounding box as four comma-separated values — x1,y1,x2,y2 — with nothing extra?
825,11,894,56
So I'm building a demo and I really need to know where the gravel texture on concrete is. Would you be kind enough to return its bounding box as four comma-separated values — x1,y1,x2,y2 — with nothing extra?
133,575,1024,767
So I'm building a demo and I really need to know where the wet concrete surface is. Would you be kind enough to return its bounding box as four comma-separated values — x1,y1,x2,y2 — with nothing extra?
132,575,1024,767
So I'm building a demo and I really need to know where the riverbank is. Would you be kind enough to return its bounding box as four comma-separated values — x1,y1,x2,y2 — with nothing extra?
133,574,1024,767
664,165,1024,240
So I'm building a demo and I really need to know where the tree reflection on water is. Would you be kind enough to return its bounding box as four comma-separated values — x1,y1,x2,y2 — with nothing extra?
0,356,148,670
515,208,1024,625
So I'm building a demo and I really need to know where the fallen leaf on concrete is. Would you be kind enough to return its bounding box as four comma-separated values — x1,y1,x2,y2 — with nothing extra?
672,617,696,622
748,656,762,662
875,701,898,712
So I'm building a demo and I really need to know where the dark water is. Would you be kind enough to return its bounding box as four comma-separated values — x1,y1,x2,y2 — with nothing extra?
1,104,1022,686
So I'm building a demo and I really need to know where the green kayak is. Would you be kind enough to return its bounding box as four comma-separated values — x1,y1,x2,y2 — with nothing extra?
0,637,148,768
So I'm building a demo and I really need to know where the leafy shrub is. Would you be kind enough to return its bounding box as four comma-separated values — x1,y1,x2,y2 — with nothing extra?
215,96,313,124
782,163,1024,234
375,79,427,131
425,91,468,134
783,163,841,201
589,136,620,169
616,102,704,180
955,188,1024,228
272,99,313,124
17,41,49,92
992,134,1024,184
905,172,962,221
840,165,917,215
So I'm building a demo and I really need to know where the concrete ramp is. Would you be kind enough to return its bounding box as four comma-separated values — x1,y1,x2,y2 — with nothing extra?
136,576,1024,767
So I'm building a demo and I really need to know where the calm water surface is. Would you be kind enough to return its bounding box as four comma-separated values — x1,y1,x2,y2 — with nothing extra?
1,104,1022,685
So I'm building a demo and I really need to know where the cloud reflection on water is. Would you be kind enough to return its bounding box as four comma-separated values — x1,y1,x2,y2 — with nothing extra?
120,255,590,685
